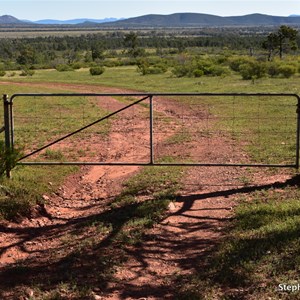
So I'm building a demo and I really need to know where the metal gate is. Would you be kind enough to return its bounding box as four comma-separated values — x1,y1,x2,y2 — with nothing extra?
2,92,300,176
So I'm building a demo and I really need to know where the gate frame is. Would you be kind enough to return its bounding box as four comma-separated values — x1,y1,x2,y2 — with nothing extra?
3,92,300,177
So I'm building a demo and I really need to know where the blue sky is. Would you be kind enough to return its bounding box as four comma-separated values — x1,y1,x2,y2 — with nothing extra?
1,0,299,20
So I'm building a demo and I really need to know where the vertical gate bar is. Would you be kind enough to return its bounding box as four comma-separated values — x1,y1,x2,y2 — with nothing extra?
149,95,154,164
9,97,14,148
3,94,11,178
296,96,300,169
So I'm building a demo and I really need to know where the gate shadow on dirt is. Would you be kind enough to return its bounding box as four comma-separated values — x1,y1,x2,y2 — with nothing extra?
175,174,300,215
0,175,299,299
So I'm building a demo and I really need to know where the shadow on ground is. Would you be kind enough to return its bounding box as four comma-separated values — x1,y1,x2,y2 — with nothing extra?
0,175,299,299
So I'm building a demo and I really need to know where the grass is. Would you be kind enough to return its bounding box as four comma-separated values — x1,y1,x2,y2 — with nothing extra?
0,165,77,220
2,67,298,165
164,129,192,145
2,66,299,94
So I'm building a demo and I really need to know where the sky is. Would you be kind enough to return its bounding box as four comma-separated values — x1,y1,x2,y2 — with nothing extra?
0,0,300,21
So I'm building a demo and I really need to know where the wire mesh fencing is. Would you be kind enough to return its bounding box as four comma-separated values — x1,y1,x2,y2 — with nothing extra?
5,93,299,168
153,94,299,167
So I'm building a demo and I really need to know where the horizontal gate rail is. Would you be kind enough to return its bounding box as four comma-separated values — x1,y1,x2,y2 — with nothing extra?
4,92,300,170
17,162,298,168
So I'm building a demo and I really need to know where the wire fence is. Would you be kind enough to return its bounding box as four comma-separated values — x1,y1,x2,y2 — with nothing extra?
4,93,299,168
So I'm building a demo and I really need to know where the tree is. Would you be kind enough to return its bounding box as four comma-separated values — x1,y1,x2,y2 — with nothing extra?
63,50,79,64
16,46,37,66
91,42,105,61
263,25,298,60
124,32,138,52
123,32,144,58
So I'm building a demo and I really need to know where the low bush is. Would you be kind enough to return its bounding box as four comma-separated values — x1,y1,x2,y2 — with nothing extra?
71,62,82,70
19,68,35,77
172,64,191,77
193,69,204,77
0,70,5,77
172,57,228,78
104,60,122,68
206,65,229,77
137,59,167,75
239,61,266,80
55,64,74,72
0,141,22,177
267,62,297,78
89,66,105,76
7,72,15,77
228,56,255,72
278,64,297,78
267,62,281,77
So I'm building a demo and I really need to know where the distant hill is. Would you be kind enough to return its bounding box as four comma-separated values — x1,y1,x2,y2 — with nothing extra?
33,18,122,25
0,15,26,24
1,13,300,27
99,13,300,27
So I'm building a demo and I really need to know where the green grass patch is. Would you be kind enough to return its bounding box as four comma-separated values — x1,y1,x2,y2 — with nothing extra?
0,165,77,220
2,66,300,94
164,130,192,145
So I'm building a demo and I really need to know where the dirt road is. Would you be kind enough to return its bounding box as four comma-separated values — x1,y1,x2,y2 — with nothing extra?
0,82,291,299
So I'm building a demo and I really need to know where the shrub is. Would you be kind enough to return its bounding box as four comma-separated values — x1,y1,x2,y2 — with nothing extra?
55,64,74,72
206,65,229,77
19,68,35,76
267,62,281,77
228,56,255,72
267,62,296,78
7,72,15,77
193,69,204,77
71,62,82,70
147,67,166,74
104,60,122,68
278,64,297,78
172,65,191,77
137,59,167,75
0,141,22,177
0,70,5,77
120,58,138,66
136,59,150,75
89,66,105,76
239,61,266,80
195,59,213,75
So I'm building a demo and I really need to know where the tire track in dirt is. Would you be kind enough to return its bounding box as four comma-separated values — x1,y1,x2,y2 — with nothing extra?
0,81,292,299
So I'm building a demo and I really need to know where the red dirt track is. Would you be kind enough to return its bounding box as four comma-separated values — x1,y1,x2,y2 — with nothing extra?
0,82,292,299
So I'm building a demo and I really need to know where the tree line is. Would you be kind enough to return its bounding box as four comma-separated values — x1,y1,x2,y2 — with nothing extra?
0,25,298,74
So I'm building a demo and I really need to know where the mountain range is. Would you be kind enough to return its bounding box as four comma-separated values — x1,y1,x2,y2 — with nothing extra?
1,13,300,27
0,15,123,25
32,18,123,25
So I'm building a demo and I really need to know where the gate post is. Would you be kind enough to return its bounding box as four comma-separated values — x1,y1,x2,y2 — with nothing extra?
3,94,12,178
296,95,300,169
149,95,154,164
